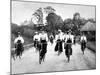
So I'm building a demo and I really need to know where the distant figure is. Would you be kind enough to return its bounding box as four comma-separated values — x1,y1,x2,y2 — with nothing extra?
74,35,76,44
80,33,87,54
72,33,76,44
14,32,24,59
49,33,54,44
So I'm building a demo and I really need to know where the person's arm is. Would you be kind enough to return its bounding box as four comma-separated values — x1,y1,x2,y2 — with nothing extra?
52,35,54,39
65,35,67,43
85,36,87,42
80,36,82,42
14,38,18,44
38,35,40,41
33,36,34,41
46,34,48,41
72,36,74,43
39,35,42,42
33,35,36,41
21,37,24,44
61,35,64,41
64,37,67,43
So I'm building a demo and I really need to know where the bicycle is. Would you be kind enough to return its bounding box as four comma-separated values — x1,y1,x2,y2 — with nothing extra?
39,41,47,64
64,43,72,62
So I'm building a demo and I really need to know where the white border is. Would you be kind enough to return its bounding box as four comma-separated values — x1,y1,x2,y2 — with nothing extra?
0,0,99,75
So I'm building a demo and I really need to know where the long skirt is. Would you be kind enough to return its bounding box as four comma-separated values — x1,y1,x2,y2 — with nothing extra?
81,42,86,50
15,43,24,56
74,39,76,44
39,40,47,57
55,39,63,52
64,44,72,55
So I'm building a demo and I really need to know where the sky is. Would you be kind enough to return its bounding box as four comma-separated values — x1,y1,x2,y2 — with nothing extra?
12,1,95,25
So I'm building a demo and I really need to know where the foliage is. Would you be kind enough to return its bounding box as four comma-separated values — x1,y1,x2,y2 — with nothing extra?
46,13,63,33
11,9,96,42
32,7,43,25
44,6,55,14
73,12,80,20
11,23,36,38
11,23,24,36
87,18,96,23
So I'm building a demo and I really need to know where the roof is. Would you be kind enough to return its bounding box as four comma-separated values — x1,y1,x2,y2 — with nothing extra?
80,21,96,31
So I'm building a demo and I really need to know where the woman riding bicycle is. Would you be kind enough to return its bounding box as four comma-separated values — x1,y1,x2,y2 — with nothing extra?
80,33,87,54
49,33,54,44
14,32,24,59
64,30,74,62
55,30,64,55
33,32,40,51
39,31,48,64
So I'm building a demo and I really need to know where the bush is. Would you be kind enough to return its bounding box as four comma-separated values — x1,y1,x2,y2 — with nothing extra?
86,31,96,41
23,28,35,38
11,23,24,36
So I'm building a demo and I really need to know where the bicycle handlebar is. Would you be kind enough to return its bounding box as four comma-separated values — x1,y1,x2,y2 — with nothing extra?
38,42,47,44
64,43,73,44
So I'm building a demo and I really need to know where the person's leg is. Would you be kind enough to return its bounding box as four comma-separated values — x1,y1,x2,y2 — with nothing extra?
55,43,58,52
70,45,72,55
43,43,47,61
65,47,69,62
60,42,63,52
66,45,68,55
81,43,83,50
34,41,36,47
37,42,39,51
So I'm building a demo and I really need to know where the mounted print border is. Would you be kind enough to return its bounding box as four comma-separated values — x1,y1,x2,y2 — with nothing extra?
10,0,96,75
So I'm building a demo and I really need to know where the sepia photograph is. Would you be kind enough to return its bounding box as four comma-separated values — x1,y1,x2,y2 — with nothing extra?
11,0,96,74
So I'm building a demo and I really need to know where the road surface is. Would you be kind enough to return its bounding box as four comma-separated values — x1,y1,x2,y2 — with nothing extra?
11,42,96,74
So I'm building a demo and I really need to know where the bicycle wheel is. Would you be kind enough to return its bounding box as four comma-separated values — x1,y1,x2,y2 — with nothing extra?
82,46,85,55
68,48,70,62
39,51,42,64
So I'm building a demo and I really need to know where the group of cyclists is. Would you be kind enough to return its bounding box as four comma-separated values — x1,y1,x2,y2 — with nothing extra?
13,29,87,63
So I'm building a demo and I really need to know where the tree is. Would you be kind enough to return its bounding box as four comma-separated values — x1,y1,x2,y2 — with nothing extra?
11,23,24,36
73,12,80,20
44,6,55,14
72,12,82,35
46,12,63,37
32,7,43,26
63,18,73,32
87,18,96,23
